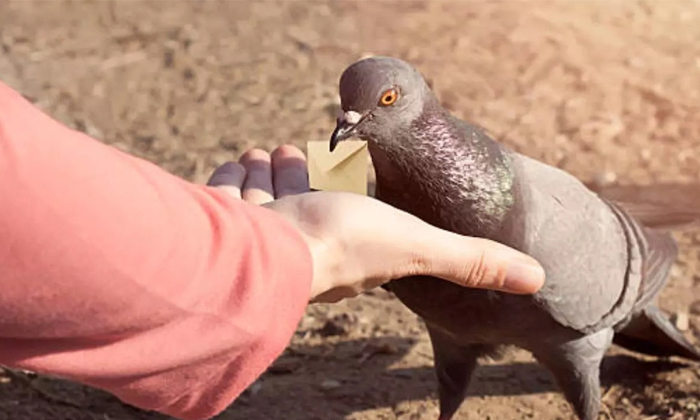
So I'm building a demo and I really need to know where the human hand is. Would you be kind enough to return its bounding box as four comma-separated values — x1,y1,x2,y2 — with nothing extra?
207,145,545,303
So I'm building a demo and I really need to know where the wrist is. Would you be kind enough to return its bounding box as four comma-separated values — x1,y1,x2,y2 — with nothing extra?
305,232,345,301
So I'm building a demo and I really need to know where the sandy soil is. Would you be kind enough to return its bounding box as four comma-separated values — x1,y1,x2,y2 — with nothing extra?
1,1,700,420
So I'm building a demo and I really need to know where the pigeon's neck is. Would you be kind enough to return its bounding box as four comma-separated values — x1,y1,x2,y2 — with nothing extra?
370,106,515,237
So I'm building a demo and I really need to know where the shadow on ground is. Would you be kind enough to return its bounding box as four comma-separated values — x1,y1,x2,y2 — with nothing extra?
1,335,696,420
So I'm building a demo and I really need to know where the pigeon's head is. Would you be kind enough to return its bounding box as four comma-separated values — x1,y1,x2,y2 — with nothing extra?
329,56,433,152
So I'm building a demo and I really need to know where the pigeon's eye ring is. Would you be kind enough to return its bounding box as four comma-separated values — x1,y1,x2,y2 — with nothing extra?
379,88,399,106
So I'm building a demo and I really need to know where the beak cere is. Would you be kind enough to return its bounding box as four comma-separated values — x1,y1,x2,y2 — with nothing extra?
343,110,362,125
330,110,363,152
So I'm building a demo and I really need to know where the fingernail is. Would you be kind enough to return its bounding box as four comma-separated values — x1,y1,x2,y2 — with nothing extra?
503,260,546,294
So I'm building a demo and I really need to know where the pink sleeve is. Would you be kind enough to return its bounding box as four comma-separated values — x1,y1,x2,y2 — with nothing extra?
0,81,313,419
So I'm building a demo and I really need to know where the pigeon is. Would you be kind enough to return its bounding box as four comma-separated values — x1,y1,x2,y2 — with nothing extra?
328,56,700,420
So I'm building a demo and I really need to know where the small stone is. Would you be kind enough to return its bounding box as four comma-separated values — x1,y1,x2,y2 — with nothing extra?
592,171,617,188
358,341,401,363
673,312,690,331
298,313,318,330
320,379,342,390
376,342,399,355
219,137,240,152
248,380,263,395
315,313,358,337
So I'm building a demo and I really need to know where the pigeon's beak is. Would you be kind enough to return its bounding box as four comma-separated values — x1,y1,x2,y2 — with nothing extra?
330,110,363,152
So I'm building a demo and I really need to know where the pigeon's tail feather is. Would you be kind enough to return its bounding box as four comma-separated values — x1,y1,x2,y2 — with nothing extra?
604,199,678,316
614,305,700,360
610,202,700,360
634,225,678,311
591,182,700,230
617,201,700,230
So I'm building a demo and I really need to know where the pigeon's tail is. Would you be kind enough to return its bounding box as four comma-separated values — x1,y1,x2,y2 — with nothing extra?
613,305,700,361
607,198,700,361
591,182,700,230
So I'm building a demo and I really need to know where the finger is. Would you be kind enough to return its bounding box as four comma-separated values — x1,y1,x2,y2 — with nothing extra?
239,149,275,205
404,226,545,294
206,162,246,199
271,145,310,198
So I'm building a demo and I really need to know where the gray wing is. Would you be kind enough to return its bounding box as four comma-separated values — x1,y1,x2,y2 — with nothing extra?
605,209,700,359
504,153,648,334
609,203,678,315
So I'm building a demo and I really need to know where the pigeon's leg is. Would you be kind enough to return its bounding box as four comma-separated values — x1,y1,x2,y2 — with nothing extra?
426,325,493,420
531,328,614,420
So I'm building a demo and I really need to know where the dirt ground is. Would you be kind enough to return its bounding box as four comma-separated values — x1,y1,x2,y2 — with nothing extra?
1,1,700,419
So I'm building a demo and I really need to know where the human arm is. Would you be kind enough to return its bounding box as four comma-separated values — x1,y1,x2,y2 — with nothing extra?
0,80,314,419
0,80,544,420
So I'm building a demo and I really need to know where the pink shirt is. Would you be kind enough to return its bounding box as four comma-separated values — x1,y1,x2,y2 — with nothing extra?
0,81,313,419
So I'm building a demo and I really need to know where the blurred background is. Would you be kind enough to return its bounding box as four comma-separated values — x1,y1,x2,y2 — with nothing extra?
1,1,699,419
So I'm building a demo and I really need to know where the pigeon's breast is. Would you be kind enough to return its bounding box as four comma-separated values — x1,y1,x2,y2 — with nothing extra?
374,177,567,346
375,151,637,344
385,273,568,346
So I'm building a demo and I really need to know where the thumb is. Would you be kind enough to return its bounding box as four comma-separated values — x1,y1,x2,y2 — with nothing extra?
404,228,545,295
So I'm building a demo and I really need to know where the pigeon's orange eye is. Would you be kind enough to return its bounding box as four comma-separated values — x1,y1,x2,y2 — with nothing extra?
379,88,399,106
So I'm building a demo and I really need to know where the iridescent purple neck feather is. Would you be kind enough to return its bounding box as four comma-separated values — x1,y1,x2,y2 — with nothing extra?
369,95,515,236
331,55,515,236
